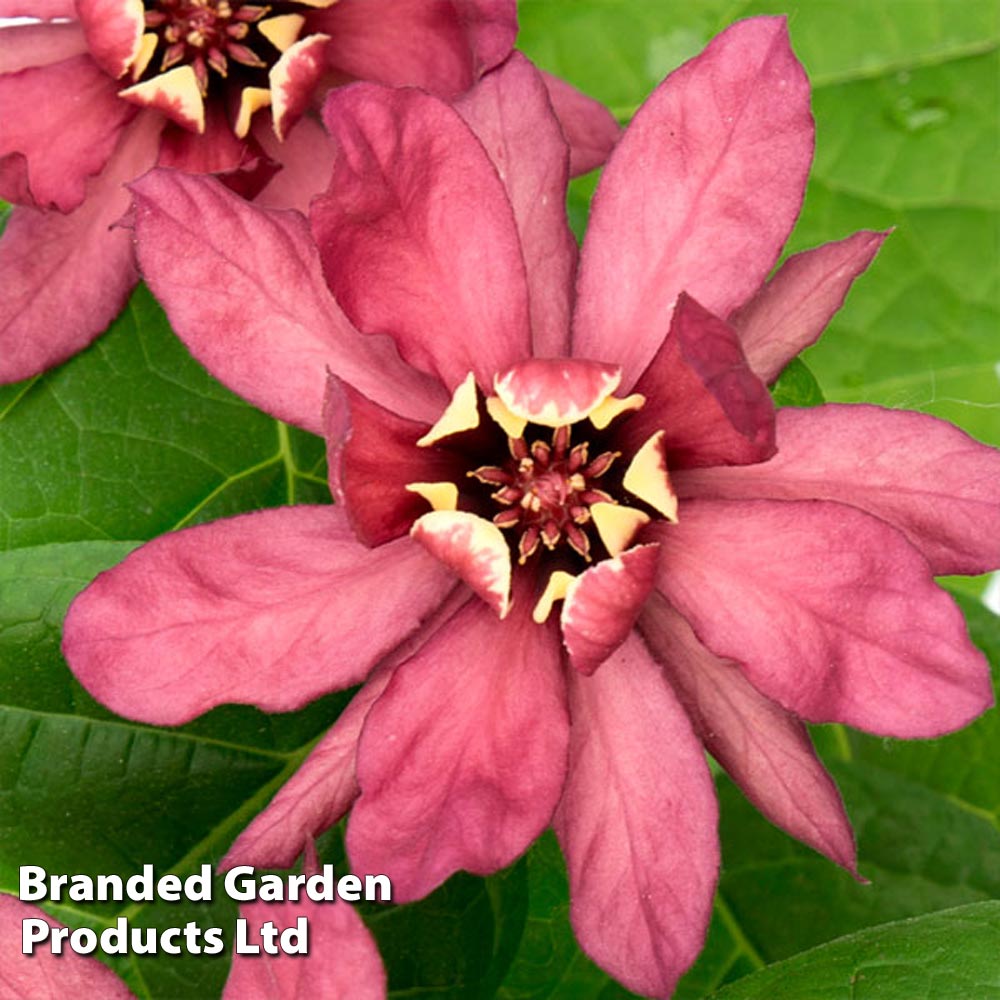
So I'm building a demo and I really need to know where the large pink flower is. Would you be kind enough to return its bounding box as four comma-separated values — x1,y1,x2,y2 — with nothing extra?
62,19,1000,997
0,0,617,385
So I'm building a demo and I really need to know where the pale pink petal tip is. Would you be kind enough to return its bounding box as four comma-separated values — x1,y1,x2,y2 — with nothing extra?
494,358,621,426
76,0,144,78
411,510,511,617
560,544,660,674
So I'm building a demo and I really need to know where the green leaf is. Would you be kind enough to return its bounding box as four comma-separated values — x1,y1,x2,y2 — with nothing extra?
769,358,826,408
0,284,329,552
708,901,1000,999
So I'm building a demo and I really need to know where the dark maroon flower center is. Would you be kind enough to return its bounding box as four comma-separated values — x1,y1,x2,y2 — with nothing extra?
471,427,621,563
140,0,308,94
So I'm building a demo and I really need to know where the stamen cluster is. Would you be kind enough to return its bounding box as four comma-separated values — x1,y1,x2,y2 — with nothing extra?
140,1,306,94
471,427,620,563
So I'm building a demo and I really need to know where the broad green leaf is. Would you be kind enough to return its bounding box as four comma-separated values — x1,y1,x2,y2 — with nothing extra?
0,284,329,552
708,901,1000,1000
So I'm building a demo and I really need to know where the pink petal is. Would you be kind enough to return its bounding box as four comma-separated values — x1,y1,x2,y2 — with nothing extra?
0,55,135,211
641,593,857,872
675,404,1000,576
731,231,889,383
554,632,718,998
0,896,133,998
456,52,577,357
222,587,468,871
411,511,511,618
224,896,385,1000
650,499,994,738
0,112,161,385
62,505,456,725
313,83,531,392
561,544,660,675
347,590,568,901
325,376,462,546
129,168,446,430
76,0,143,79
0,21,88,75
495,358,620,426
0,1,74,17
572,17,813,388
620,293,776,468
270,34,330,141
539,69,621,177
252,113,336,214
314,0,516,99
156,106,279,201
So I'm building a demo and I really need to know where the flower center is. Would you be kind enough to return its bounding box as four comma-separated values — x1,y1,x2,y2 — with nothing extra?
140,1,298,95
472,427,620,563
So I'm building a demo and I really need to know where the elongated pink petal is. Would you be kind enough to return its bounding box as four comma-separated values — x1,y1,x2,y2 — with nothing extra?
0,0,74,14
561,544,660,675
130,168,446,429
252,113,336,214
0,55,135,211
675,404,1000,576
539,69,620,177
0,896,133,998
315,0,516,99
156,107,279,201
0,21,87,74
76,0,143,79
731,231,889,383
325,376,462,546
314,83,531,392
0,112,161,385
641,593,857,872
650,499,993,738
572,17,813,388
222,587,468,871
621,293,775,468
456,52,577,357
554,633,718,998
63,506,456,725
347,590,568,901
224,895,385,1000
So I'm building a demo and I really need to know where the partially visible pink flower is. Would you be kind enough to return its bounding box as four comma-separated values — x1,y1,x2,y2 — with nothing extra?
62,18,1000,997
0,894,134,999
0,0,618,385
0,889,385,999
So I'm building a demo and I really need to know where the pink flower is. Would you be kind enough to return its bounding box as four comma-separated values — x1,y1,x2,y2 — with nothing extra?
0,887,386,999
0,0,618,384
62,18,1000,996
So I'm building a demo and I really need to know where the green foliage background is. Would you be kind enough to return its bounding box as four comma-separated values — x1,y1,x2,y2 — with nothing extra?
1,1,998,997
